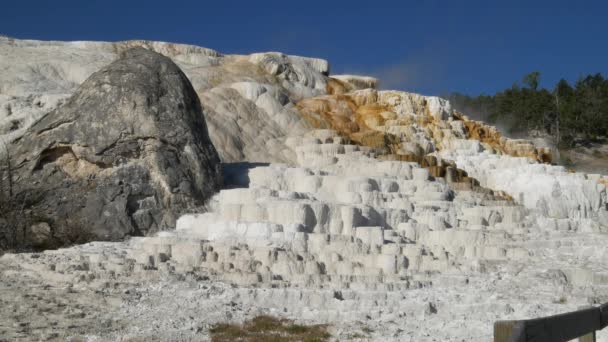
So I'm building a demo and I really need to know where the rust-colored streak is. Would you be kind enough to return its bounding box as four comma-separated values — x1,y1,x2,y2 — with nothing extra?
462,117,552,164
326,77,350,95
295,92,553,202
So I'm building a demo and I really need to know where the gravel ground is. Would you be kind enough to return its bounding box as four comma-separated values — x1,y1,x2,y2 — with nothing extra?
1,235,607,342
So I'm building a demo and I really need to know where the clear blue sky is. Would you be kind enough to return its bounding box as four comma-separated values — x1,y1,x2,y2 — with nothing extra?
2,0,607,96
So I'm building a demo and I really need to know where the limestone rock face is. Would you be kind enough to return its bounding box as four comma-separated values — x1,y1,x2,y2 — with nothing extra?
295,88,600,219
296,89,551,163
1,37,608,341
0,37,331,164
327,75,378,94
6,47,221,246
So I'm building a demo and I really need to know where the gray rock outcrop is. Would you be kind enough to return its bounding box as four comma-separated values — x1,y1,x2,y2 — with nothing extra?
0,37,332,164
4,47,221,247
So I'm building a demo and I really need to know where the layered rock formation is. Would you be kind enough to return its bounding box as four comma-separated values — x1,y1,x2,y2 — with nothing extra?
3,47,221,246
0,37,607,341
296,89,607,221
134,129,527,289
297,88,552,163
0,37,327,164
1,129,606,341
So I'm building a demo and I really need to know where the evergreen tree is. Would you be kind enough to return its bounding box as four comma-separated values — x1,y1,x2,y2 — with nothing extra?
447,72,608,148
523,71,541,91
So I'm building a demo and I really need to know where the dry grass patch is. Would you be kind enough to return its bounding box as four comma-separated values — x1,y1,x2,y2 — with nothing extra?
210,315,331,342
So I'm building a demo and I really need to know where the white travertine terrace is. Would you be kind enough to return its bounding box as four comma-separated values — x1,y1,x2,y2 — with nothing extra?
0,37,607,341
137,129,529,288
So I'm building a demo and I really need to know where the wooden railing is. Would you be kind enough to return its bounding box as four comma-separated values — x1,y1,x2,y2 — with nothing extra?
494,303,608,342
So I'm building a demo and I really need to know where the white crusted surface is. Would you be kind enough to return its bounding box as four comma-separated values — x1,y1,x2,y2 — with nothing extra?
0,37,607,341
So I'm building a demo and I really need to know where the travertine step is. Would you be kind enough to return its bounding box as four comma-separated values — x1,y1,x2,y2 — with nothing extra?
127,130,539,288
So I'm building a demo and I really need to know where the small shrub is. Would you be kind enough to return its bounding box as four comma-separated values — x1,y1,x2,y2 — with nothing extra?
0,142,31,252
592,149,603,158
348,332,367,339
210,315,330,342
561,156,574,168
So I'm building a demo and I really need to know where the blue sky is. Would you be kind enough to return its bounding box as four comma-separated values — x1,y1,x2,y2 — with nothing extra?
2,0,607,96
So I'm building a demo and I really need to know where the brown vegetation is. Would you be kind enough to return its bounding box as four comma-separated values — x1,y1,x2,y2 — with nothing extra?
210,315,331,342
0,142,27,251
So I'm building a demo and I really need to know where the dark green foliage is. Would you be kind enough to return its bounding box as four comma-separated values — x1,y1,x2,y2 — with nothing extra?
446,72,608,147
523,71,541,91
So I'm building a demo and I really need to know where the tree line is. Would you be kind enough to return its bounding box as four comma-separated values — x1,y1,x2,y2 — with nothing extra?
446,72,608,148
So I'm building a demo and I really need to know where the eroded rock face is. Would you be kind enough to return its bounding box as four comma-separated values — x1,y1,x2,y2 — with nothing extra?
139,129,525,290
5,47,221,247
0,38,607,341
0,37,333,164
297,89,551,163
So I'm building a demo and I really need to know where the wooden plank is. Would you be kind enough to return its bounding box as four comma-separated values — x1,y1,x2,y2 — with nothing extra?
578,331,596,342
510,322,526,342
494,320,518,342
494,321,526,342
494,303,608,341
523,306,600,342
579,306,597,342
600,303,608,329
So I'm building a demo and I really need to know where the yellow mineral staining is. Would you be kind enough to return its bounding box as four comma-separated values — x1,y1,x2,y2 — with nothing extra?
296,89,553,202
377,153,512,200
298,95,404,154
351,131,401,152
458,112,552,163
297,91,444,162
326,77,350,95
355,104,389,129
463,120,502,148
297,91,552,163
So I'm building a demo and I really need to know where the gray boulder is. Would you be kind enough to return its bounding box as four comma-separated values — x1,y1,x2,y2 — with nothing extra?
5,47,221,247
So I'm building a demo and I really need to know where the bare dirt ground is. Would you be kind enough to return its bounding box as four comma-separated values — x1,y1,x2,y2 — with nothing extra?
560,143,608,174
